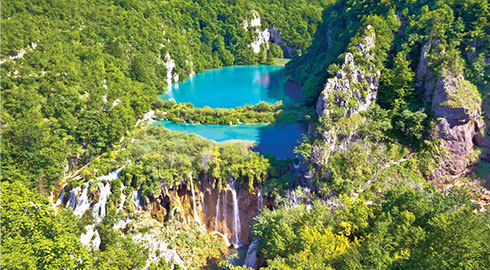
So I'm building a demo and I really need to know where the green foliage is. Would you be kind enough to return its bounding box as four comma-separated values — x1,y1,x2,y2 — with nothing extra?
154,100,314,124
1,182,91,269
269,43,284,58
253,187,490,270
1,0,328,192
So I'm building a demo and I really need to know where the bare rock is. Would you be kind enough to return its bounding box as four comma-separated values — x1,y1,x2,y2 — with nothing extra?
316,25,380,118
428,71,482,179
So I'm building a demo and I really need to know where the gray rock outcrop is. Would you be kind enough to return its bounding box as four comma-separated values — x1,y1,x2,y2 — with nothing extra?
311,26,380,167
417,39,483,180
316,25,380,119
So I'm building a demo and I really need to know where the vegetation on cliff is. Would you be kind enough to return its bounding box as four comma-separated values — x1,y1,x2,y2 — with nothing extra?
2,0,490,269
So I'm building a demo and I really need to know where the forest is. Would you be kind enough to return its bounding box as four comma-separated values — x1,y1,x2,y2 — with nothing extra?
2,0,490,269
1,0,329,192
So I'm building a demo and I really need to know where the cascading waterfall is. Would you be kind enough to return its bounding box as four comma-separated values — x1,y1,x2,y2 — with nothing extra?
97,166,126,181
118,183,126,213
244,239,260,269
257,189,264,212
131,191,142,211
215,193,221,231
66,186,81,209
80,224,101,250
229,183,242,247
189,173,201,225
222,189,228,236
54,184,67,207
73,184,91,217
92,181,112,223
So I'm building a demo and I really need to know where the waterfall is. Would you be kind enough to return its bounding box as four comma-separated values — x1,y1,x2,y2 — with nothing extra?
222,189,228,236
257,189,264,212
189,173,201,225
97,166,126,181
66,186,81,209
212,231,231,247
117,183,126,213
73,184,91,217
229,183,242,247
80,224,101,250
131,190,142,211
54,184,67,207
92,181,112,223
244,239,260,269
215,193,221,231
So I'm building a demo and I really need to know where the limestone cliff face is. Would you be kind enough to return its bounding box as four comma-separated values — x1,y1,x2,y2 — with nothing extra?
311,26,380,167
148,176,268,246
416,39,483,180
316,25,380,119
245,10,296,57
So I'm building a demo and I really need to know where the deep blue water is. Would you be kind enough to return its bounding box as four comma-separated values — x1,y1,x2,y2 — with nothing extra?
160,65,301,108
157,65,305,159
154,120,306,159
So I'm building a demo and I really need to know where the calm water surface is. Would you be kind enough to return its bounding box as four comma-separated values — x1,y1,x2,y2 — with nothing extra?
155,120,306,159
157,65,305,159
160,65,300,108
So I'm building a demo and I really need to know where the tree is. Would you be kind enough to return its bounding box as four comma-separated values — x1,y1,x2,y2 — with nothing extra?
1,182,92,269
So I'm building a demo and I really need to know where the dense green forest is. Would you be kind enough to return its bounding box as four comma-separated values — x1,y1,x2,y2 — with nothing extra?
1,0,329,192
153,100,313,124
2,0,490,269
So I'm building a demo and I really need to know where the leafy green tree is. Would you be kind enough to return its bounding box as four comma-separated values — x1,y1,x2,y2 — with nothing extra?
1,182,91,269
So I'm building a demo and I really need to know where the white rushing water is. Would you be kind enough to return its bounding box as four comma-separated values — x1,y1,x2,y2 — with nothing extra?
215,193,221,231
131,190,142,211
92,181,112,223
213,231,231,248
73,184,91,217
257,189,264,212
97,166,126,181
189,173,201,225
54,184,67,207
223,190,228,237
66,186,81,209
80,224,101,250
118,183,126,213
244,239,260,269
229,183,242,247
200,192,205,215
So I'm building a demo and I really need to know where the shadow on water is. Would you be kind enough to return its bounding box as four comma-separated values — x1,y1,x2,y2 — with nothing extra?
253,123,307,159
154,121,307,159
258,68,302,103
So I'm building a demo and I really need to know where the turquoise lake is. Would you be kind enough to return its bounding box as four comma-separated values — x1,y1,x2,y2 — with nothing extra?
157,65,305,159
154,120,307,159
160,65,301,108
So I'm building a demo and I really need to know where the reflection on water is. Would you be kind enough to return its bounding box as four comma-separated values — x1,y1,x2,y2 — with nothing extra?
160,65,301,108
154,120,306,159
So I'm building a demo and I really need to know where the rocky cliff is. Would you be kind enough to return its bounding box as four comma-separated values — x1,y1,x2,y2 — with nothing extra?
316,25,380,119
58,171,266,253
311,26,380,167
416,39,484,181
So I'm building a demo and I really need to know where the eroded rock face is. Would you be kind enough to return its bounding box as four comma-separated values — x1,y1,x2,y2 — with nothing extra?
311,26,379,167
316,25,380,119
198,178,268,246
417,39,483,179
154,176,268,246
